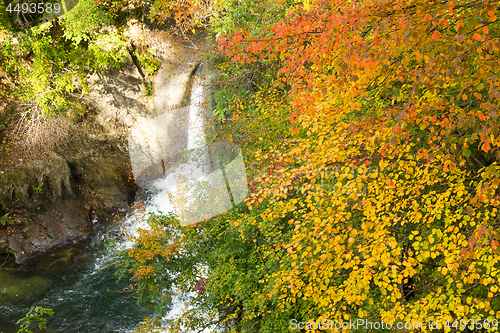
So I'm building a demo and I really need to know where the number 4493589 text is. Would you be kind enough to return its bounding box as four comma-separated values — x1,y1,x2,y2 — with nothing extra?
5,2,61,14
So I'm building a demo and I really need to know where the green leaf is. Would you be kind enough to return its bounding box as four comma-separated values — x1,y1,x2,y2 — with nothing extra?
462,149,471,157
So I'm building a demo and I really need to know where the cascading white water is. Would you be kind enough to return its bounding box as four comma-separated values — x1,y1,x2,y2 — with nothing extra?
124,65,209,241
120,65,214,331
121,64,247,332
187,75,207,151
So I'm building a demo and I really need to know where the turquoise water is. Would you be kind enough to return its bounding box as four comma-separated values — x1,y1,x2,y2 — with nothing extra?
0,235,156,333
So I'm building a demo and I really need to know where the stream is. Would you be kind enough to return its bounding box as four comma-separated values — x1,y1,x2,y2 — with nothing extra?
0,63,247,332
0,230,155,333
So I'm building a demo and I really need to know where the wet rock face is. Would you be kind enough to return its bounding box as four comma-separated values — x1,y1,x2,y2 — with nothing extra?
0,30,149,262
69,156,137,218
0,150,137,263
0,59,144,263
0,152,91,262
83,57,154,142
46,151,76,199
0,22,208,263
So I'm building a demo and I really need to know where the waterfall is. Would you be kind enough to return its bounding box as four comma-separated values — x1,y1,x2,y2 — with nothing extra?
127,64,247,229
123,64,248,331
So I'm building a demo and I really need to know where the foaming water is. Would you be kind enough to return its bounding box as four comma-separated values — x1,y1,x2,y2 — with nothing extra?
0,236,154,333
122,66,219,332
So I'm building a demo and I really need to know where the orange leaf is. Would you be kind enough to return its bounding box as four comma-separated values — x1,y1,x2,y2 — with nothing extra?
483,139,491,153
431,30,441,41
467,207,474,216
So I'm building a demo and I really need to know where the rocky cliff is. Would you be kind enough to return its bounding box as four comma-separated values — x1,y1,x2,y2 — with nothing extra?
0,21,209,263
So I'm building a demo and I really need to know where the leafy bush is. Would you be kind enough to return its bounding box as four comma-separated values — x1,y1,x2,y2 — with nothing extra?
133,49,161,76
16,306,54,333
88,31,129,69
59,0,113,45
0,213,31,226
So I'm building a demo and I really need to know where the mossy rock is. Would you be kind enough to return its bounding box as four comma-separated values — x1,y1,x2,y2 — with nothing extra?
0,270,50,303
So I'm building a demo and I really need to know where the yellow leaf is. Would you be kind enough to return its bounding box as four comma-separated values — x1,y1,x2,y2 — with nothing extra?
303,0,311,11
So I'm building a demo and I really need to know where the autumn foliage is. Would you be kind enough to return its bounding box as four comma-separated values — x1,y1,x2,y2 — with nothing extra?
123,0,500,332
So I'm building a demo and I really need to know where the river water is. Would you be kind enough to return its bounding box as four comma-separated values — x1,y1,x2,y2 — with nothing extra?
0,229,155,333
